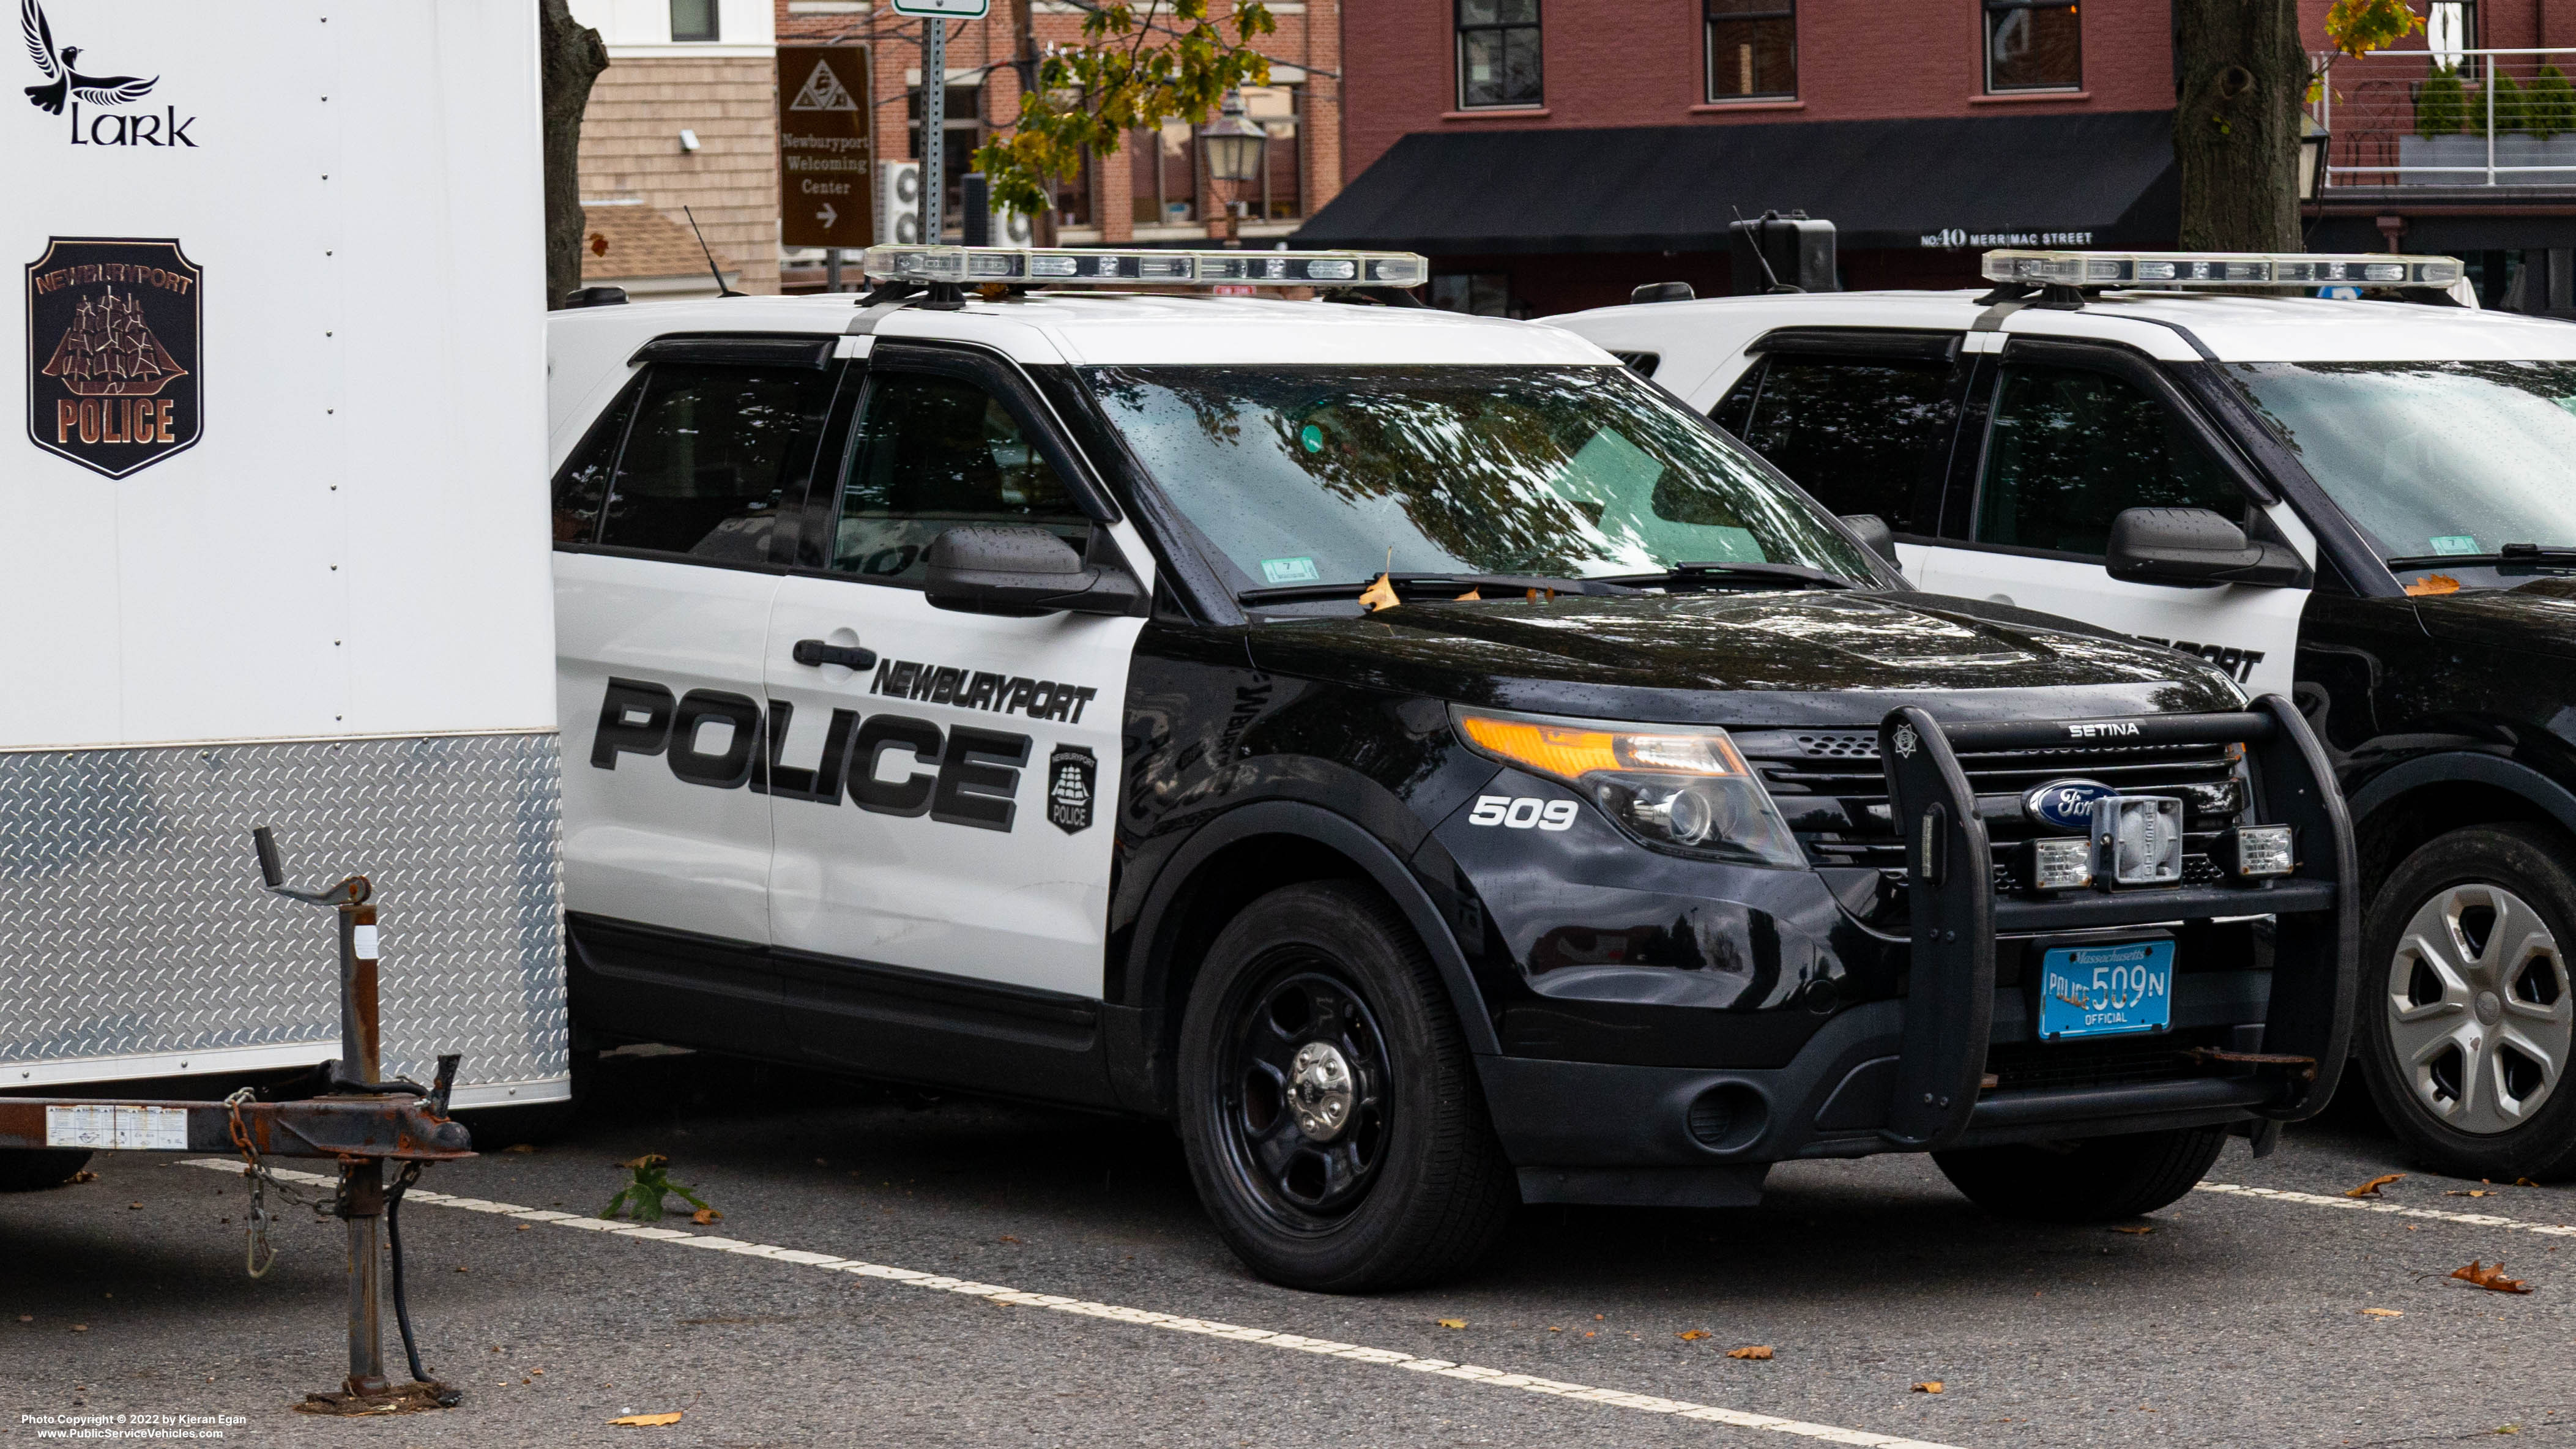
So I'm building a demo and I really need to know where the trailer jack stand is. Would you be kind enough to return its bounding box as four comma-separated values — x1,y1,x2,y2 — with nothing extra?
0,829,478,1415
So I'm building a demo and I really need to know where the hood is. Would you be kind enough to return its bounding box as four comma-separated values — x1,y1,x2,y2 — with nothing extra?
2414,577,2576,665
1248,589,2244,728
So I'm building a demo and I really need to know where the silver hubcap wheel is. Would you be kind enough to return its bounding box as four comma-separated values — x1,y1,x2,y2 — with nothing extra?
1289,1041,1357,1141
2388,882,2574,1133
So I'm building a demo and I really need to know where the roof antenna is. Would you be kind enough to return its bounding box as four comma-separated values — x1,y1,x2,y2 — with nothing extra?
1730,206,1798,295
684,206,744,299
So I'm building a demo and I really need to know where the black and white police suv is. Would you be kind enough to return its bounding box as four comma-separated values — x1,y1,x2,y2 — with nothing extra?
544,245,2354,1291
1560,249,2576,1183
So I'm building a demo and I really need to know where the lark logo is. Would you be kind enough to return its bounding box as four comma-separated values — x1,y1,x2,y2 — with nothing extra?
20,0,195,146
25,237,202,478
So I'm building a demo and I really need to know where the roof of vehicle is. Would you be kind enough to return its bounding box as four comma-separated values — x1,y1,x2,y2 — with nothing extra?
1552,287,2576,370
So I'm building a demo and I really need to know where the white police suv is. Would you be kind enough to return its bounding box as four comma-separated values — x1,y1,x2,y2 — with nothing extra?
544,247,2355,1290
1560,251,2576,1182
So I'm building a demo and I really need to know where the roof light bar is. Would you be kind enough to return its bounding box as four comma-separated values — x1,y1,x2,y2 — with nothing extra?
1981,249,2463,289
859,245,1428,290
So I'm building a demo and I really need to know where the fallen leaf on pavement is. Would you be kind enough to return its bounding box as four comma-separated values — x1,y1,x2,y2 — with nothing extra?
999,1235,1021,1243
2517,1178,2540,1187
1677,1330,1710,1341
515,1223,532,1232
2347,1174,2405,1198
69,1171,96,1183
690,1208,721,1225
607,1411,683,1427
1437,1318,1467,1329
1913,1381,1944,1394
2111,1226,2154,1234
454,1266,469,1273
1726,1345,1774,1360
70,1325,87,1333
2361,1308,2404,1317
2447,1189,2494,1198
502,1143,537,1154
2453,1261,2533,1294
127,1202,142,1210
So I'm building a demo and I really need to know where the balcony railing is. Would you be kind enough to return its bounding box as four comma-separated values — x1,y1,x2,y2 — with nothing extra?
2310,45,2576,191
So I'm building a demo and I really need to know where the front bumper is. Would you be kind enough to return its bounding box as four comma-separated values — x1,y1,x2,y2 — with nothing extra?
1464,697,2355,1204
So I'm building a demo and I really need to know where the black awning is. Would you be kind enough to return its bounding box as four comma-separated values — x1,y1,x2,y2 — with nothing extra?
1295,110,2178,255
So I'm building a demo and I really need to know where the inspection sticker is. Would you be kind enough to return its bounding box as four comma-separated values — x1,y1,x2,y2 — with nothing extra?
45,1104,188,1150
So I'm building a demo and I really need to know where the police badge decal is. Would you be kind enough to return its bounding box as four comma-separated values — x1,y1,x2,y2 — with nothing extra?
1047,745,1096,834
25,237,202,479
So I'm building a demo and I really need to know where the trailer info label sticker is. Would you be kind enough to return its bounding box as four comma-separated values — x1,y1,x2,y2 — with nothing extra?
45,1104,188,1150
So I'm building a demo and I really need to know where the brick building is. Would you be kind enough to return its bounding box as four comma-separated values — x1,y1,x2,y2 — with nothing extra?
1300,0,2576,316
773,0,1340,268
570,0,783,296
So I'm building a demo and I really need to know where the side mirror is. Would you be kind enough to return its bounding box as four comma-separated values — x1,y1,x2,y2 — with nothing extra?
924,525,1145,616
1839,513,1900,564
2105,507,2306,589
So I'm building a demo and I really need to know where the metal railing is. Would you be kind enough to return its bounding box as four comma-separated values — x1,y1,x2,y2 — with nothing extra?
2311,45,2576,189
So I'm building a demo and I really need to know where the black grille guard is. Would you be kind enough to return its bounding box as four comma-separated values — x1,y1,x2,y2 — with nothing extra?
1875,696,2355,1150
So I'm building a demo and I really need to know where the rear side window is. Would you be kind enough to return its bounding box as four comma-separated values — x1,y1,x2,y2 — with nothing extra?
1724,357,1957,532
593,363,836,562
551,382,636,544
1974,363,2241,557
828,371,1090,584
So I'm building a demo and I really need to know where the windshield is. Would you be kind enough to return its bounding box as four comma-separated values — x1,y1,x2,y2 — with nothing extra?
2227,360,2576,589
1076,365,1877,597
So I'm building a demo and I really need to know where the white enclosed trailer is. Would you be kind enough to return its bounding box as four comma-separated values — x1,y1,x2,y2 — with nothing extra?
2,1,565,1112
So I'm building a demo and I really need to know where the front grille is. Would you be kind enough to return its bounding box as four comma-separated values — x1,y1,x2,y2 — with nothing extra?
1986,1026,2234,1092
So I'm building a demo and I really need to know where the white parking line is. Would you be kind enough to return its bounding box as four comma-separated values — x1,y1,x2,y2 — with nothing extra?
181,1159,1957,1449
2195,1180,2576,1235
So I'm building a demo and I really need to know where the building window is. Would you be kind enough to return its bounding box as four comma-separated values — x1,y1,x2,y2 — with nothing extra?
1131,120,1200,226
1431,273,1517,318
669,0,719,43
1244,85,1305,220
1049,154,1093,229
1984,0,2080,92
1456,0,1542,110
1706,0,1795,101
2429,1,2477,76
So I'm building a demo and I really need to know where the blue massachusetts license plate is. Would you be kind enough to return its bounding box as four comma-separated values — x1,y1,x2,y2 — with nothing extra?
2038,940,2175,1040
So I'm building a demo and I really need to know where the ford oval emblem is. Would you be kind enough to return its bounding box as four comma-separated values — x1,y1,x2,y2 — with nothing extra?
2023,778,2115,833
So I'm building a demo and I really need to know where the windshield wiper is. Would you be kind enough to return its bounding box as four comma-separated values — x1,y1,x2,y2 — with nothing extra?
2386,543,2576,570
1632,561,1858,591
1238,572,1643,606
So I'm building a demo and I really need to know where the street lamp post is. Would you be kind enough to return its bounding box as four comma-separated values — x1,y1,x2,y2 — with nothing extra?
1200,89,1267,245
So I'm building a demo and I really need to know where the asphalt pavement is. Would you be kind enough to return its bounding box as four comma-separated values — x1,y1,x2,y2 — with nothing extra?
4,1048,2572,1449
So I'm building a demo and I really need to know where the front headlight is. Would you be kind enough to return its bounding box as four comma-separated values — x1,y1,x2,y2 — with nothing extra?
1451,707,1806,868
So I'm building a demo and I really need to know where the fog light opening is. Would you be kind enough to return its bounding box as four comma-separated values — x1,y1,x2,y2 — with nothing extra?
1685,1083,1768,1153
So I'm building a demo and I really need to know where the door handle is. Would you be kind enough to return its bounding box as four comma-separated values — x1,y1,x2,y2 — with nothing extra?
792,638,878,671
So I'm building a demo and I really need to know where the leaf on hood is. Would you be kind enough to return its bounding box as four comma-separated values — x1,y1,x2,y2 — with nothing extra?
607,1410,684,1426
2345,1173,2405,1198
2452,1261,2533,1294
1912,1381,1944,1394
2405,574,2460,597
1725,1344,1773,1360
1453,589,1483,601
1435,1318,1467,1329
1358,574,1400,612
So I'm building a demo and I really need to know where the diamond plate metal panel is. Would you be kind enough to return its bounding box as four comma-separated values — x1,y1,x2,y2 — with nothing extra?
1,732,565,1090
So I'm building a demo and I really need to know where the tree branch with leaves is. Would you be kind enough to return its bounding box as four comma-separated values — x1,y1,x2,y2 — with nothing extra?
972,1,1276,221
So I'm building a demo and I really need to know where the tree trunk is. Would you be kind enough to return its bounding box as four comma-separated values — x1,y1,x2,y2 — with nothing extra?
2173,0,2307,251
540,0,609,309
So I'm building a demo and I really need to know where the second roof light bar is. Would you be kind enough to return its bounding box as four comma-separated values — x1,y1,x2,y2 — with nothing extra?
861,244,1429,289
1983,249,2465,289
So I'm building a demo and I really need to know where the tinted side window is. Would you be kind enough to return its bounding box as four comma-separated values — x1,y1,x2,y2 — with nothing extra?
1710,364,1760,436
829,371,1090,584
1975,363,2241,556
551,379,638,545
1731,358,1956,532
597,363,835,562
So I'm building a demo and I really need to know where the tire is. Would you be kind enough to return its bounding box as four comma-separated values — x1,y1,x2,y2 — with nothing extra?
1176,880,1516,1292
1933,1127,2227,1222
0,1148,94,1193
2356,824,2576,1182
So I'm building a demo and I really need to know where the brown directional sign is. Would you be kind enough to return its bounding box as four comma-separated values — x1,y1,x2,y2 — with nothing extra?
779,46,874,250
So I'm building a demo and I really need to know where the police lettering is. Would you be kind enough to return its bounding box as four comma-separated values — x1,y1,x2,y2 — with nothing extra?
590,679,1030,832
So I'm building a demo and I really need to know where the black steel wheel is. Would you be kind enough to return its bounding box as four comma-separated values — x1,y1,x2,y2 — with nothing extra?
1177,880,1515,1292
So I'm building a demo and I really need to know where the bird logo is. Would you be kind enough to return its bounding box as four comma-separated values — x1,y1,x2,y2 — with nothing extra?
21,0,157,116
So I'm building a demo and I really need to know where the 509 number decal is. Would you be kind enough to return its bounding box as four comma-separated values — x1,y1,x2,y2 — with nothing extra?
1467,795,1578,831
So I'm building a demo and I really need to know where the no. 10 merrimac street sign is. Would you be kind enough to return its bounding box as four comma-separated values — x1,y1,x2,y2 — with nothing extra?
779,47,874,250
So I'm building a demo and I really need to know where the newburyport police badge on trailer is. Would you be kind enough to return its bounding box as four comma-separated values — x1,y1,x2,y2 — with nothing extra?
1047,744,1096,833
25,237,202,479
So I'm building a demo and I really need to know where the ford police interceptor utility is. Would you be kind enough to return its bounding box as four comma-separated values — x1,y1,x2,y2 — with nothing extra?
1560,250,2576,1185
544,245,2355,1291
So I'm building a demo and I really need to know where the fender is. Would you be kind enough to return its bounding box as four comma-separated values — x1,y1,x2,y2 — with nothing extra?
1124,798,1502,1062
2347,750,2576,841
